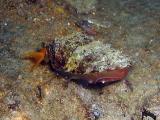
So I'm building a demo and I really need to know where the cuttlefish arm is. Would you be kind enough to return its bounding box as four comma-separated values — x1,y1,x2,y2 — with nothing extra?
23,48,47,71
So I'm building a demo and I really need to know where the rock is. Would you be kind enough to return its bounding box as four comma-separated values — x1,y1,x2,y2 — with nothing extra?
65,0,97,14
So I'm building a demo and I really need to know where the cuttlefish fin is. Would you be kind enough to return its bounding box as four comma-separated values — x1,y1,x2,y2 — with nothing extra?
23,48,47,71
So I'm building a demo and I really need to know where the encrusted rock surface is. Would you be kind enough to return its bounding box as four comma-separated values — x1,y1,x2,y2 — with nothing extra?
65,0,97,14
0,0,159,120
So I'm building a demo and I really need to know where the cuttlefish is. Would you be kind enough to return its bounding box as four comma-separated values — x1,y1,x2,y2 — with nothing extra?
24,37,131,85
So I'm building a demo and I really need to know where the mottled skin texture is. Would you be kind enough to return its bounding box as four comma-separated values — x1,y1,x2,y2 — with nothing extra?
24,39,130,85
46,43,130,85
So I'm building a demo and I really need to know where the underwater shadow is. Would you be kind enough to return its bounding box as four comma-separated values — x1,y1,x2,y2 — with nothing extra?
48,64,121,89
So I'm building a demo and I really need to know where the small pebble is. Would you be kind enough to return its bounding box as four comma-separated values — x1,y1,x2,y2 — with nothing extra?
90,104,102,119
135,52,139,57
4,22,7,26
18,75,22,80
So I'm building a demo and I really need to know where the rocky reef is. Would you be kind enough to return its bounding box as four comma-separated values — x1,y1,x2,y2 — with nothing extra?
0,0,160,120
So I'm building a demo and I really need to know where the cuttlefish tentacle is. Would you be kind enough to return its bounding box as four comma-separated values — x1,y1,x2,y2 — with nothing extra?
23,48,47,71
